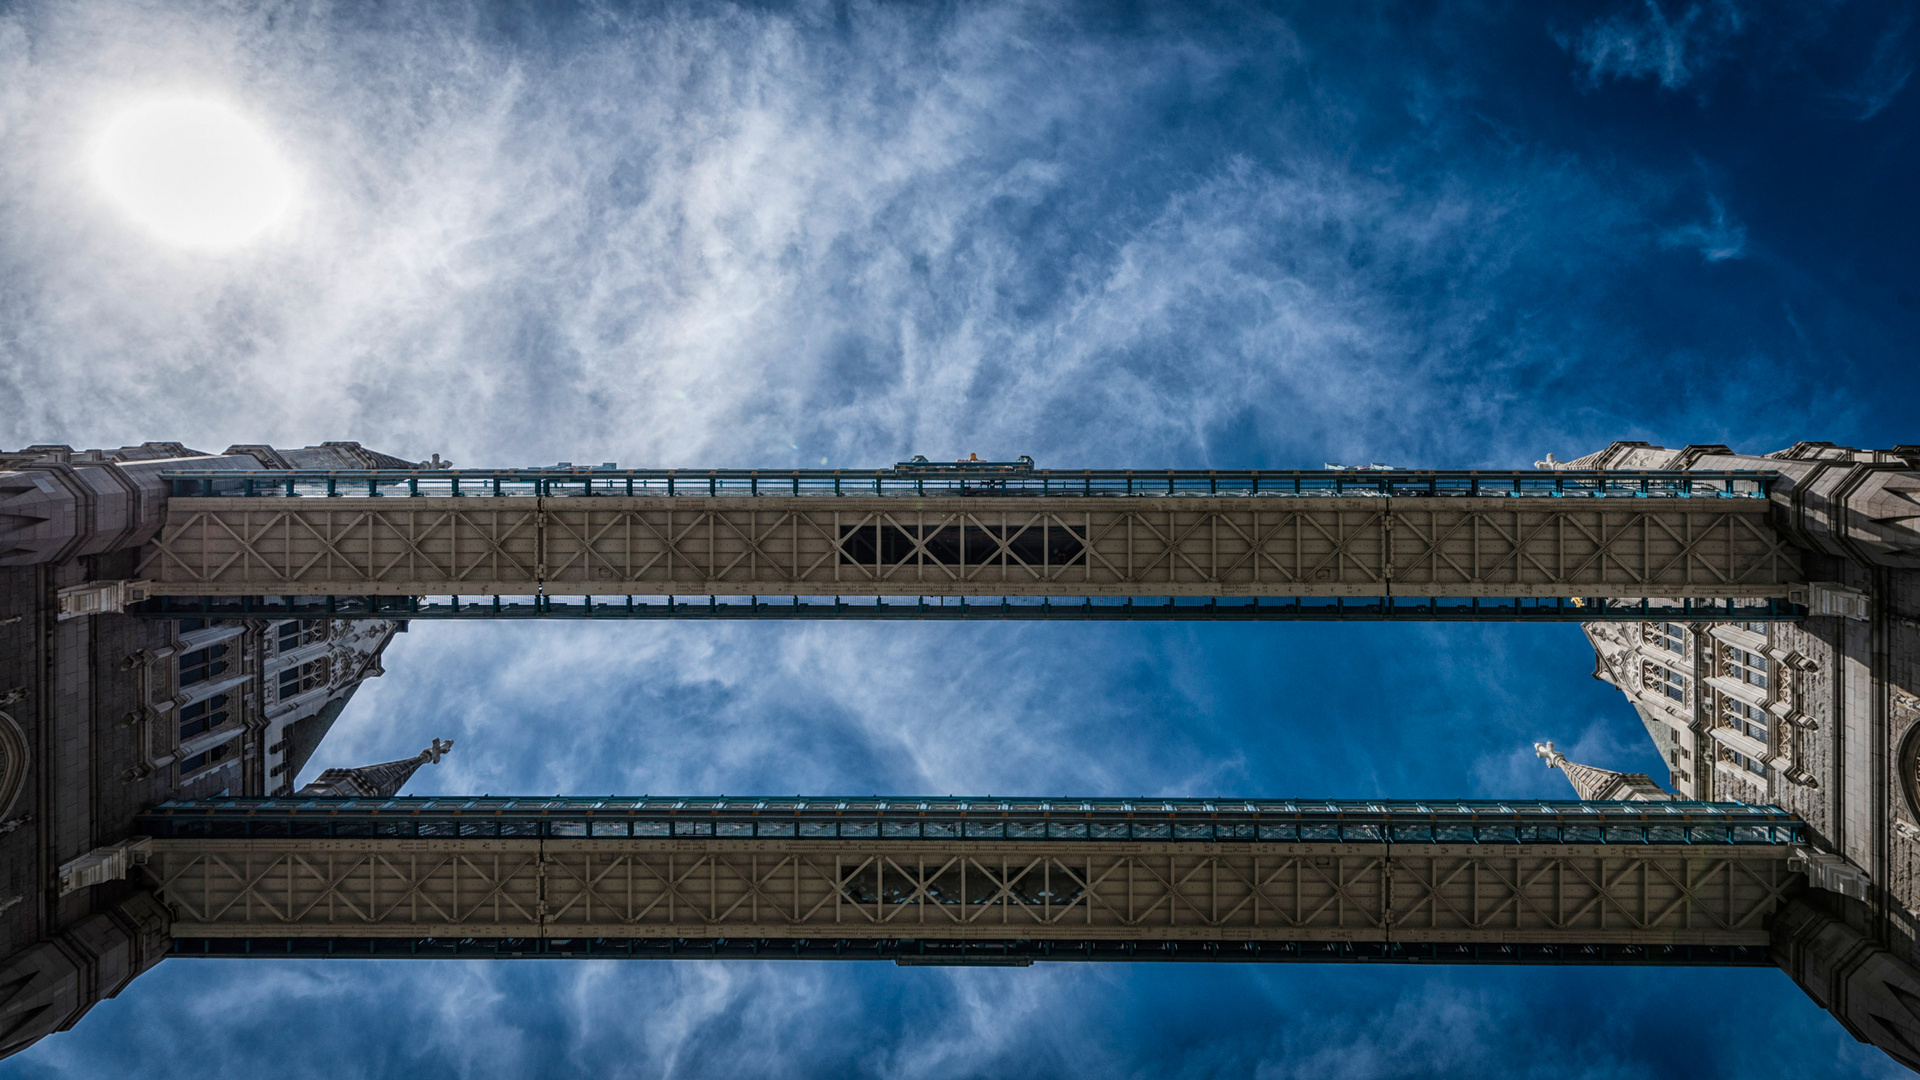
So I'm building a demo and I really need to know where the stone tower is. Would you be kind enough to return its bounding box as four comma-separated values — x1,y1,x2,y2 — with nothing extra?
0,441,428,1055
1562,440,1920,1067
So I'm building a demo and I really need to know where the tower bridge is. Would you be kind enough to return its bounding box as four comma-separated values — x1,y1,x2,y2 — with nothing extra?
5,438,1920,1069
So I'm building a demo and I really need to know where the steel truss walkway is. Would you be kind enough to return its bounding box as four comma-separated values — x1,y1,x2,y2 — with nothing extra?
132,466,1803,621
132,593,1804,623
140,797,1801,966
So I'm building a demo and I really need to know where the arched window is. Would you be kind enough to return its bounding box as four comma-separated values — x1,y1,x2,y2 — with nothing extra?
1642,661,1687,702
1721,696,1769,742
277,658,330,700
1722,745,1767,778
179,742,231,775
1646,623,1686,655
179,645,229,686
1720,645,1769,691
276,620,326,654
178,694,230,739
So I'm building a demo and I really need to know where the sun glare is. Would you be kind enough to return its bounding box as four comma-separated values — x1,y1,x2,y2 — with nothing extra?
92,99,295,250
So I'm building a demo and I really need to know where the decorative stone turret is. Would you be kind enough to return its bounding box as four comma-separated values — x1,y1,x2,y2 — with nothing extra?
1772,898,1920,1073
1534,741,1673,801
0,441,430,567
1565,439,1920,570
299,738,453,798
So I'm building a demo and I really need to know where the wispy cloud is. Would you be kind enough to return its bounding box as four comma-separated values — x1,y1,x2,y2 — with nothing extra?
0,1,1771,472
0,2,1910,1078
1833,12,1912,120
1561,1,1746,91
37,947,1898,1080
1661,194,1747,261
326,620,1246,799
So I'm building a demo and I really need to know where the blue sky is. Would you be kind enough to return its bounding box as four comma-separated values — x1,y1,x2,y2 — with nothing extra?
2,1,1917,1077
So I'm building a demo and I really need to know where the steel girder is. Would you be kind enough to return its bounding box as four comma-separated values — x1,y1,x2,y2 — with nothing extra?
128,594,1806,622
144,837,1796,949
137,496,1801,601
168,936,1778,966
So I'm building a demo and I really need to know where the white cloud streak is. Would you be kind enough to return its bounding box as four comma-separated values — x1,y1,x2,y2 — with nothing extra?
1660,194,1747,261
1835,12,1913,120
1562,1,1747,91
0,3,1888,1077
322,620,1243,798
2,1,1706,472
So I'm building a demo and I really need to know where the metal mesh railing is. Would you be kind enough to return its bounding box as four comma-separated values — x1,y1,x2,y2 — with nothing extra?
142,795,1802,845
129,594,1808,622
161,467,1776,500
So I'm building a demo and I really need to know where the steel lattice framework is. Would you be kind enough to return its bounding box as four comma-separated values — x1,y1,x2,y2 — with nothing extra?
136,495,1799,602
138,799,1802,960
147,839,1797,947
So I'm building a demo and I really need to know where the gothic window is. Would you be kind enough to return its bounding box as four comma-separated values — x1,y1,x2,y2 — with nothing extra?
1648,623,1687,655
178,694,230,739
179,742,230,775
1721,696,1769,744
278,659,330,700
1643,661,1688,702
276,620,326,654
1721,745,1767,778
1733,621,1770,636
178,645,230,686
1721,646,1769,691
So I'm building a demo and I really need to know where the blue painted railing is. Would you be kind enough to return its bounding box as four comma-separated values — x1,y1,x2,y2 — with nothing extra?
161,466,1776,500
142,795,1801,845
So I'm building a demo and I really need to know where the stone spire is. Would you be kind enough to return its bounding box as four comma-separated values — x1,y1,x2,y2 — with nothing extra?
299,738,453,798
1534,741,1672,801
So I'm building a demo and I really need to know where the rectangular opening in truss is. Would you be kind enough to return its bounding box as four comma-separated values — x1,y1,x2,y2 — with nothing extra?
837,522,1086,568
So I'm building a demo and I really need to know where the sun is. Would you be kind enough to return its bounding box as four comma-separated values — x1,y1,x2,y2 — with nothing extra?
91,99,295,250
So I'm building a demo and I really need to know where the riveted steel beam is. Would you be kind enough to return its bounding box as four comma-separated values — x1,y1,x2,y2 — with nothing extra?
138,797,1802,952
137,496,1800,602
143,838,1796,947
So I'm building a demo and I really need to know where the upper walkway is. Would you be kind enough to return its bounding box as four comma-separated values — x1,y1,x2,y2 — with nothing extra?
141,793,1801,843
162,461,1775,500
136,464,1801,611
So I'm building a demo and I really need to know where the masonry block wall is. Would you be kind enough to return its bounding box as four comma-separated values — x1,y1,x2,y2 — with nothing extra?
0,443,407,1052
